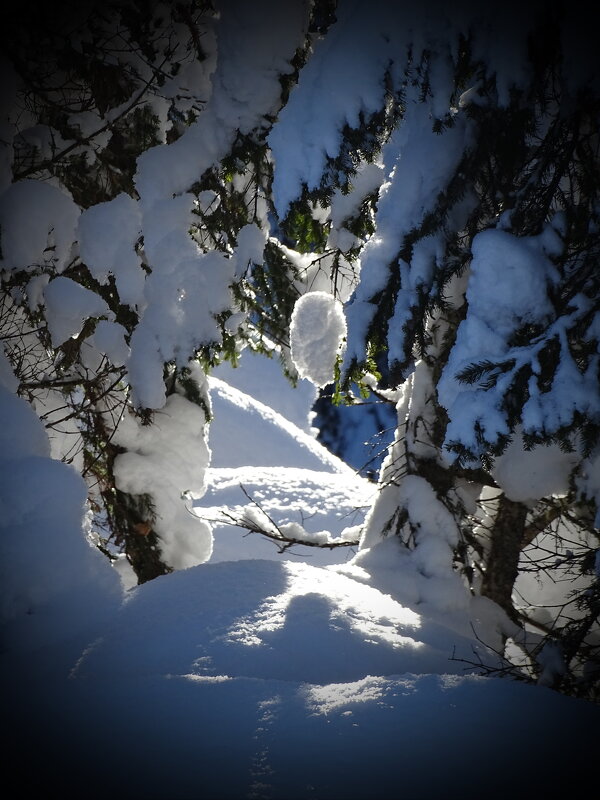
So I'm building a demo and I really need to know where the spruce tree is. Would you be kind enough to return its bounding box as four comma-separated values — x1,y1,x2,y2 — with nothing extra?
270,1,600,698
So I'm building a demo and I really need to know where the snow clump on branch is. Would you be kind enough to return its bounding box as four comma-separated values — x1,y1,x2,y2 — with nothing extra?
290,291,347,388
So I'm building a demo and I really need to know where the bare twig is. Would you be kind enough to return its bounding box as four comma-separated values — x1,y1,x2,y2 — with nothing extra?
198,483,360,554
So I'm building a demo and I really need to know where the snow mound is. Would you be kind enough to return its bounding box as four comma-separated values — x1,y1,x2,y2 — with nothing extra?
43,558,595,800
73,559,494,684
198,371,376,568
0,386,122,658
211,348,318,434
208,376,353,472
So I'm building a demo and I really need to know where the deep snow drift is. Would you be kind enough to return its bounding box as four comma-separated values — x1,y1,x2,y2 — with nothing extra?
1,352,597,799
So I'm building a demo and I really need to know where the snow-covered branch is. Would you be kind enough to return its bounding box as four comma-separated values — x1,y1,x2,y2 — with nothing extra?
210,484,360,553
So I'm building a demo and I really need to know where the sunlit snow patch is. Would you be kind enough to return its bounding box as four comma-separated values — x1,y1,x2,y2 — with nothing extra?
223,561,421,650
207,376,354,472
302,675,415,715
193,374,376,567
73,558,489,685
194,466,374,566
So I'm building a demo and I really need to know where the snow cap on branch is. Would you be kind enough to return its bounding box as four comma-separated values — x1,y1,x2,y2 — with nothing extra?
290,291,347,388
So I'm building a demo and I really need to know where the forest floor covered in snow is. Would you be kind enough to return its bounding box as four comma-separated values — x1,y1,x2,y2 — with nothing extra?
2,352,598,799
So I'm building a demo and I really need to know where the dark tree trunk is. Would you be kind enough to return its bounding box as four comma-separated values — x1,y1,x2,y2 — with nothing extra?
481,495,528,623
112,488,173,585
125,527,173,585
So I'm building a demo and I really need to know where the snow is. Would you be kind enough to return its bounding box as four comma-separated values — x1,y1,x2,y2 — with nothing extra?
43,276,111,347
3,550,598,799
0,179,79,273
207,376,349,472
211,346,318,433
0,385,122,653
121,0,308,409
578,450,600,527
195,466,371,567
0,385,50,460
329,161,385,231
437,224,599,470
77,192,145,308
192,369,373,570
342,91,472,374
289,291,347,388
2,350,597,798
0,346,19,393
462,229,556,341
2,4,599,796
536,640,567,688
81,320,130,371
32,386,85,470
492,429,578,504
269,0,401,217
113,365,213,570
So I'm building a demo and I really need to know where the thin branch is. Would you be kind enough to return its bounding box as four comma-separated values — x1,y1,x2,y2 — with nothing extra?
200,484,360,553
